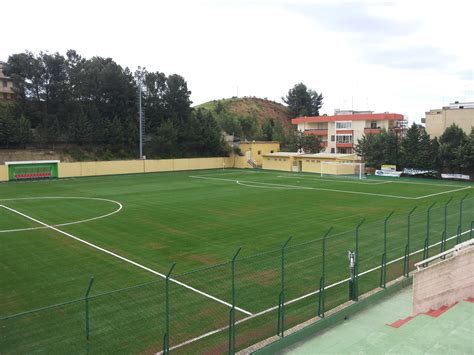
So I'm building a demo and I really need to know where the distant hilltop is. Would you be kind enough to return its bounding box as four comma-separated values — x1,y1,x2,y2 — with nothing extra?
196,97,293,137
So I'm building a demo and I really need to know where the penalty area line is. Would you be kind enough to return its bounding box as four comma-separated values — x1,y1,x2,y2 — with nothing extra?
0,204,252,316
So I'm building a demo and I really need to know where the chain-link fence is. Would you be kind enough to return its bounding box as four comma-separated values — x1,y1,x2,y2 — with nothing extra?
1,196,473,354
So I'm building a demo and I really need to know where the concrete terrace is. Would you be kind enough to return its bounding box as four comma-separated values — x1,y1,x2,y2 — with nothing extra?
279,287,474,354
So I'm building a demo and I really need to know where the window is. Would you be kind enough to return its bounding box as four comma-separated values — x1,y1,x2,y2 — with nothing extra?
311,160,315,163
370,121,377,129
257,150,261,155
331,135,335,142
270,150,274,153
336,121,351,129
336,135,353,144
331,148,335,153
2,80,8,88
2,93,7,100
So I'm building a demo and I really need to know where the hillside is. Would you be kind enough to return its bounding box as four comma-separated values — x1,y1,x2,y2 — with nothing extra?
196,97,293,136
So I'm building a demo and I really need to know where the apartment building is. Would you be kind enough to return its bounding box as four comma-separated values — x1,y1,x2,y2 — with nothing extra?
423,101,474,138
292,110,406,154
0,62,16,101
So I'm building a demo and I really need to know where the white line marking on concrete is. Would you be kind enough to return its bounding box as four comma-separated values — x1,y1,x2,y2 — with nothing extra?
0,204,252,316
157,228,473,354
191,175,416,200
0,197,123,233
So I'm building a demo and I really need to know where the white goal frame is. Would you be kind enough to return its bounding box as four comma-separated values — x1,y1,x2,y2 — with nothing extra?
320,161,365,179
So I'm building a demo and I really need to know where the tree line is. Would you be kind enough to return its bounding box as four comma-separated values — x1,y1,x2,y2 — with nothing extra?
0,50,228,159
355,123,474,174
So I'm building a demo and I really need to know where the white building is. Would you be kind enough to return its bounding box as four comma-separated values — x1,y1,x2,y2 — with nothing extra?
292,110,406,154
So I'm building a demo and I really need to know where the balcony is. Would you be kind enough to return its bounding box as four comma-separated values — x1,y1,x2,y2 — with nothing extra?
304,129,328,136
336,143,353,148
364,127,381,134
320,142,328,147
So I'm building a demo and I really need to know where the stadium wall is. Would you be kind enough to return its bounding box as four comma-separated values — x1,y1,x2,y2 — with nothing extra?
0,165,7,181
58,157,239,178
413,245,474,314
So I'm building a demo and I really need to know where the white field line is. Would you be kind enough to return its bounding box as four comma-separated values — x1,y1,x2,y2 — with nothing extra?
414,186,472,199
0,204,252,316
196,170,469,188
277,175,391,185
236,181,301,190
0,197,123,233
190,175,416,200
158,228,473,354
191,175,471,200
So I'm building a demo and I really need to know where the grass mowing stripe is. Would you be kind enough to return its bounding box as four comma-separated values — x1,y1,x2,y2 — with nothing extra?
0,204,253,316
160,228,474,354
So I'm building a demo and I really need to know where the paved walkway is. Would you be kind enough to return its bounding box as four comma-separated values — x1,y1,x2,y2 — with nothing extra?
280,287,474,354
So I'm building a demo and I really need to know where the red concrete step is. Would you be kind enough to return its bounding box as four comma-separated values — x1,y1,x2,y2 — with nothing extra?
424,302,457,317
387,316,414,328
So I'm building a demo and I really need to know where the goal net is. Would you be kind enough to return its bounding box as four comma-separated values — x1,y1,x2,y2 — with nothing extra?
320,162,365,179
6,160,59,181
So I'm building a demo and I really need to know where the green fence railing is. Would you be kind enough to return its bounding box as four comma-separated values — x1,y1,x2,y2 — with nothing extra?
1,195,473,354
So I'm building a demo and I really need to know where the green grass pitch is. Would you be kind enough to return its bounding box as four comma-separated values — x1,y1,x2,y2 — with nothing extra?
0,169,472,353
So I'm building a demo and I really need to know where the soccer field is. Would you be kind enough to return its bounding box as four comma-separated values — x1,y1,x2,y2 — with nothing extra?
1,169,472,353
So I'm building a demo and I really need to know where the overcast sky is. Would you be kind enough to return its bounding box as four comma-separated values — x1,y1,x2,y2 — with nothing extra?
2,0,473,123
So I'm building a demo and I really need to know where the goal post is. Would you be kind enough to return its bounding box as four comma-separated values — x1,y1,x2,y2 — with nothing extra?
6,160,59,181
320,161,365,179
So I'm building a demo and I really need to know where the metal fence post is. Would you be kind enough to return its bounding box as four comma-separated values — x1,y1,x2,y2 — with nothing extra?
441,197,453,256
380,211,394,288
471,221,473,239
84,276,94,341
163,263,176,355
404,206,417,277
458,194,468,243
277,236,292,338
228,247,241,355
318,227,332,318
352,218,365,301
423,202,437,263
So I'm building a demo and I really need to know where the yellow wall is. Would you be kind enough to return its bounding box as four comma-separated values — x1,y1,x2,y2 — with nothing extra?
262,156,293,171
240,142,280,166
0,165,7,182
57,157,231,179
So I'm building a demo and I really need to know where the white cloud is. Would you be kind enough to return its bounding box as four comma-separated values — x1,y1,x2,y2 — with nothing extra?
1,0,473,123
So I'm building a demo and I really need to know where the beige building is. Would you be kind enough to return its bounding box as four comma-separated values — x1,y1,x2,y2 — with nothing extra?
262,152,360,174
292,110,406,154
238,141,280,167
0,62,16,101
423,102,474,138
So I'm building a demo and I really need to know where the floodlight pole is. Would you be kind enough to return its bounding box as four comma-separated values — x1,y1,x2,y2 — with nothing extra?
139,83,143,159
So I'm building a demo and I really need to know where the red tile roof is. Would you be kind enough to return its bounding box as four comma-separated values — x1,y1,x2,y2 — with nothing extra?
292,113,404,124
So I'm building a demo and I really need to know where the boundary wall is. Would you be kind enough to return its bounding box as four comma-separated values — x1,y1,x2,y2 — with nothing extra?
413,245,473,314
0,156,250,181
